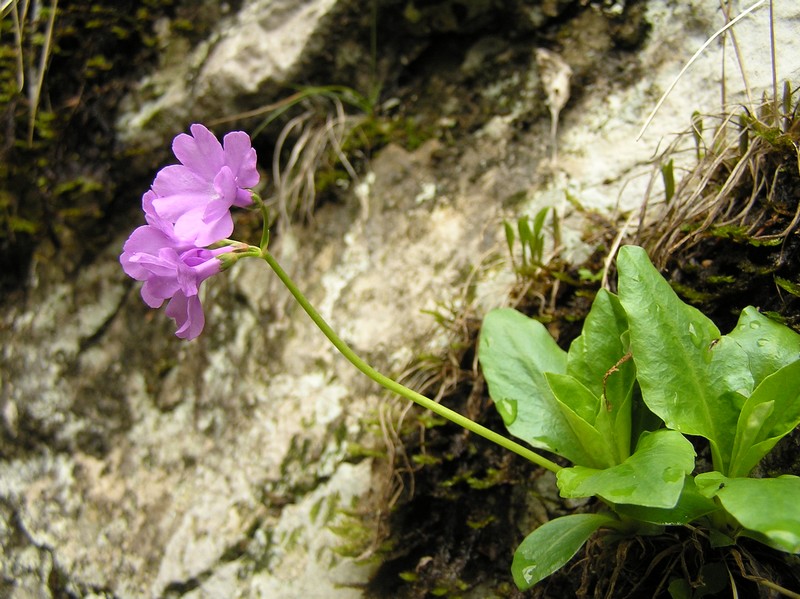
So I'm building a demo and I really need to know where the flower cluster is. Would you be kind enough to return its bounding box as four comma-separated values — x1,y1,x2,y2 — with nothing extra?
120,124,259,339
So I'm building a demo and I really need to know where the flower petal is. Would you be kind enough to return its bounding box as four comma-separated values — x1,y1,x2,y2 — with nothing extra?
233,188,254,208
152,193,211,222
172,208,210,243
223,131,260,188
193,212,234,247
152,164,211,197
141,277,175,308
165,292,205,340
172,124,225,176
122,225,173,257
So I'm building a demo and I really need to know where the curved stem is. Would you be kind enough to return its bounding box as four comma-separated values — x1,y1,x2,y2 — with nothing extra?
262,250,562,473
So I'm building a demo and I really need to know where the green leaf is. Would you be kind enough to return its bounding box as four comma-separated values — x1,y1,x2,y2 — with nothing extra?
503,220,515,265
512,513,617,590
556,430,695,508
729,360,800,477
531,207,550,263
728,306,800,387
566,290,631,402
695,473,800,554
480,308,594,464
566,289,635,460
614,476,718,525
617,245,753,474
546,373,618,468
661,159,675,204
774,276,800,298
518,216,534,266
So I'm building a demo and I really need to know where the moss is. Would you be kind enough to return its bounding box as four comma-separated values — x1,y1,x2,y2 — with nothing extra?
0,0,180,298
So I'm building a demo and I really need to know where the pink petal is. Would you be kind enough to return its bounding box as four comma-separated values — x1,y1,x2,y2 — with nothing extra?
120,252,148,280
175,260,199,297
141,190,158,217
212,166,238,205
193,213,234,247
122,225,172,257
153,164,212,197
141,277,176,308
172,209,208,242
223,131,259,188
172,124,225,176
152,193,211,222
165,292,205,340
140,286,165,309
233,188,254,208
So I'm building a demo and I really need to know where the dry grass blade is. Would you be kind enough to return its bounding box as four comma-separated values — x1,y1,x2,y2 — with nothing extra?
27,0,58,144
267,95,365,226
636,0,766,141
638,80,800,269
719,0,754,112
3,0,28,92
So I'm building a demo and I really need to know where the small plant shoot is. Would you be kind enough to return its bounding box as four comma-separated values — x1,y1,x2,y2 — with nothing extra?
479,245,800,591
504,206,558,276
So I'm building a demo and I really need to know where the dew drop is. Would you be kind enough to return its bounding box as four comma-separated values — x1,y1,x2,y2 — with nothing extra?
496,398,518,425
749,321,761,330
688,323,704,348
757,338,769,347
522,565,538,585
612,486,637,497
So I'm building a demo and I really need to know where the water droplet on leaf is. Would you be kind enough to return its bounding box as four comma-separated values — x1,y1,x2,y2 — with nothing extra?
688,323,704,348
496,398,518,425
611,486,637,497
522,565,538,585
662,467,684,483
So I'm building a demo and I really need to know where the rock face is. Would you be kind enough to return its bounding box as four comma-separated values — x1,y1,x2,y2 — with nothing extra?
2,1,800,597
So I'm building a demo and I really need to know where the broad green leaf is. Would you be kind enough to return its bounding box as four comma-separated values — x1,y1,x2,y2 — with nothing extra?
617,245,753,473
694,471,727,497
566,289,635,460
546,372,600,424
728,306,800,387
546,373,618,468
614,476,719,525
512,513,617,590
556,430,695,508
480,308,593,464
567,290,633,405
729,359,800,477
695,473,800,554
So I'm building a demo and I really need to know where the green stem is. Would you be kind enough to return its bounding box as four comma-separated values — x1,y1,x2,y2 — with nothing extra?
261,250,562,473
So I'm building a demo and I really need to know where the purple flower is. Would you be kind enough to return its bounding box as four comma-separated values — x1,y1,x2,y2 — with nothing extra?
121,190,234,340
121,237,231,340
150,124,259,246
121,124,259,339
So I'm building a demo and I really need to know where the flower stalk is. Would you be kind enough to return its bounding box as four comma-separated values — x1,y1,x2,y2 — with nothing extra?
120,123,561,472
260,249,562,473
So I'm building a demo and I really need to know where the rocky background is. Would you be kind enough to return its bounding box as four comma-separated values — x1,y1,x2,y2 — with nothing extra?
2,1,800,597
